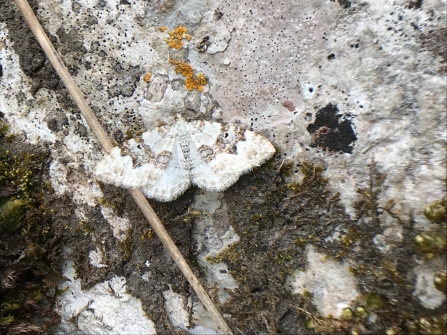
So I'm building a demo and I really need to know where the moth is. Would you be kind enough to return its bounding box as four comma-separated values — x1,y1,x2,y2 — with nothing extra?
95,117,275,201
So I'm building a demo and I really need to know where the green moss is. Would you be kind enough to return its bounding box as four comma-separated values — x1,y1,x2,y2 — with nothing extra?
365,293,384,310
406,315,447,335
44,180,54,193
141,228,154,240
294,236,307,248
0,124,9,137
304,317,316,329
214,160,342,332
434,270,447,292
0,127,63,333
265,157,277,171
275,249,294,266
98,195,125,216
201,155,447,334
55,286,70,296
214,243,241,265
412,231,446,255
424,196,446,224
0,124,15,142
0,315,14,327
279,161,294,178
277,268,294,278
205,255,223,264
31,289,43,302
78,220,94,235
118,234,132,262
250,214,262,226
354,159,387,221
340,307,353,320
278,161,329,206
355,306,368,319
0,304,20,314
0,199,26,234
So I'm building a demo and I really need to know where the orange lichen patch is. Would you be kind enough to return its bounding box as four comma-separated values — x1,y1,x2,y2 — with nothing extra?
170,59,194,77
169,59,207,91
185,76,206,92
143,72,151,83
159,26,168,32
164,26,191,50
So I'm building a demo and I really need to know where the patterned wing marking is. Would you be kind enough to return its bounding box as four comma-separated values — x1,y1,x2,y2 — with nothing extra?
140,137,190,201
188,121,276,191
94,125,178,189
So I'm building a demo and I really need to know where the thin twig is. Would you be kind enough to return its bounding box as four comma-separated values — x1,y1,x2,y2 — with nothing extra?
13,1,232,333
295,307,323,325
277,158,285,173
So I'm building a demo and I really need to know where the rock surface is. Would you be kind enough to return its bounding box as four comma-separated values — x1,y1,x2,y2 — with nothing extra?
0,0,445,333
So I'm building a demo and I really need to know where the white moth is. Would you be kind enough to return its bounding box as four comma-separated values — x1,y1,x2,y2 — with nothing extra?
94,117,275,201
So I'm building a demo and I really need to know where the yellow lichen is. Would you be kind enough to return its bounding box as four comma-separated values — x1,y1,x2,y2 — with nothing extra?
164,26,191,50
143,72,151,83
169,59,207,91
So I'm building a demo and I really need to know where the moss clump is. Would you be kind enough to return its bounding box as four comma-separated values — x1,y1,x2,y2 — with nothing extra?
78,220,94,235
433,270,447,292
413,231,446,254
406,315,447,335
98,195,125,216
214,155,446,334
141,228,153,240
249,213,262,226
300,295,381,333
0,122,63,334
118,234,132,262
275,249,294,266
207,160,340,332
0,199,26,234
0,122,15,143
0,151,37,199
412,195,447,261
423,196,446,224
206,243,241,266
279,161,328,198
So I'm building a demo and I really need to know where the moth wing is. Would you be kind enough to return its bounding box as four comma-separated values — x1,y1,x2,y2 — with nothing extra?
226,129,276,172
94,146,134,186
140,137,191,202
188,121,275,191
94,125,177,189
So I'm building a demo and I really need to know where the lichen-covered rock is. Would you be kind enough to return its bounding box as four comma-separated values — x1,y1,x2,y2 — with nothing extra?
0,0,445,333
